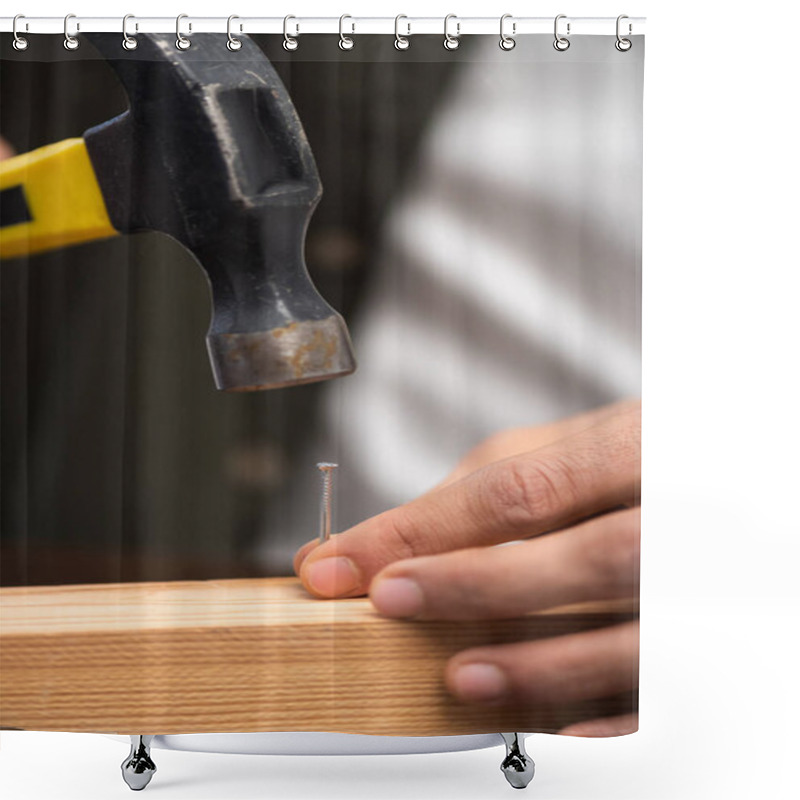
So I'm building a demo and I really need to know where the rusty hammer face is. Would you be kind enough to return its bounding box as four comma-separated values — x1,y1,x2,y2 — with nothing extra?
80,33,356,391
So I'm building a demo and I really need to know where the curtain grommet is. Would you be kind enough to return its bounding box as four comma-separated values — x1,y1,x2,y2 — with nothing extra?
443,14,460,51
394,15,411,50
499,14,516,51
615,15,632,51
227,15,242,51
553,14,570,52
176,14,191,50
283,16,299,51
122,14,138,50
12,14,29,51
338,14,355,51
63,13,80,51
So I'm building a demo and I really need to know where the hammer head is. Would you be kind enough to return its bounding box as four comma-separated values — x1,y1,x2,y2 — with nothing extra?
82,33,356,391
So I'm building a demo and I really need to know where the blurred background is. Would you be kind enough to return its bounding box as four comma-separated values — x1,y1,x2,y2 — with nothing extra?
1,33,641,586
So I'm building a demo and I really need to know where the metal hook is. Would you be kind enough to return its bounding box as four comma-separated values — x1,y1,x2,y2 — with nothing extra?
553,14,570,52
122,14,138,50
12,14,28,51
63,13,79,51
176,13,191,50
339,14,355,51
615,14,632,51
394,14,410,50
499,14,516,51
227,15,242,51
283,15,299,51
443,14,460,51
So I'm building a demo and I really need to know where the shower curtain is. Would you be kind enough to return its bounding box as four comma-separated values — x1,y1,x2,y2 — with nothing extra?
0,17,643,786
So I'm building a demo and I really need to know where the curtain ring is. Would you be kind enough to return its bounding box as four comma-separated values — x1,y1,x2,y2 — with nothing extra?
615,14,632,51
283,15,299,51
338,14,355,50
499,14,516,51
12,14,29,51
63,13,79,51
443,14,460,51
553,14,570,51
176,14,191,50
122,14,138,50
227,15,242,51
394,15,410,50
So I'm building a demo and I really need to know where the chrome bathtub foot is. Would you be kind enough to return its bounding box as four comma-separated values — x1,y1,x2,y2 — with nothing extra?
500,733,534,789
121,735,156,791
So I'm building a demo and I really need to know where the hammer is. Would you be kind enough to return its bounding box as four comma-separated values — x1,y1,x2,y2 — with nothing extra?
0,33,356,392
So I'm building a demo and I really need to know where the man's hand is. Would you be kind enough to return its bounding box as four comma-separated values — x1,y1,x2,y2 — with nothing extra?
294,400,641,736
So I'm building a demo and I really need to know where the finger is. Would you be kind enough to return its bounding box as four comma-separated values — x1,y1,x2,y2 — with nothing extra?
437,399,640,488
293,540,318,576
369,507,640,619
445,621,639,706
559,713,638,737
299,405,640,598
294,400,640,577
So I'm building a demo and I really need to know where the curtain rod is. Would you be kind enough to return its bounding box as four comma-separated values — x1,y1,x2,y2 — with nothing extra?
1,16,646,36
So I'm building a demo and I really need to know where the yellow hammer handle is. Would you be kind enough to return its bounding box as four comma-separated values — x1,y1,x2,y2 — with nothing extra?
0,138,118,260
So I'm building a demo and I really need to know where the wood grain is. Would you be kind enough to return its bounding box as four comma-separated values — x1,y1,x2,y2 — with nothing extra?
1,577,636,735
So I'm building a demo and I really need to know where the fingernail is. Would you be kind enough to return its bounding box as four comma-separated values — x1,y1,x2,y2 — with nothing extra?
451,663,508,703
371,577,424,618
304,557,360,597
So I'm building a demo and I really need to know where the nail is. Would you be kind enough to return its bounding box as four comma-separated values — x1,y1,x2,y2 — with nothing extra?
371,577,424,618
304,557,360,597
451,663,508,703
316,462,338,544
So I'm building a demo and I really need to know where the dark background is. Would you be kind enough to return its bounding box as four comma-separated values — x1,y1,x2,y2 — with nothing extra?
0,34,461,585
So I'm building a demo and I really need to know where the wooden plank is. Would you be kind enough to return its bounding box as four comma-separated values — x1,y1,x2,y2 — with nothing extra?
1,577,636,736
